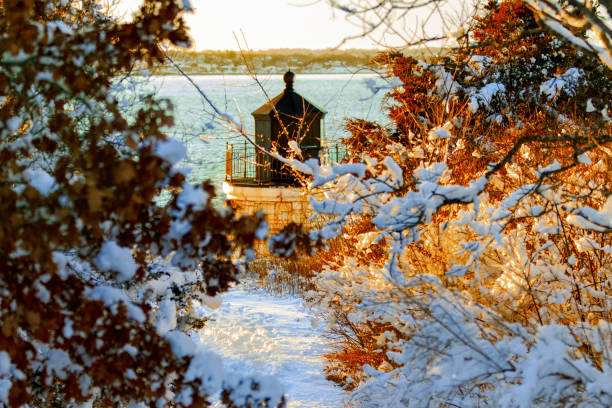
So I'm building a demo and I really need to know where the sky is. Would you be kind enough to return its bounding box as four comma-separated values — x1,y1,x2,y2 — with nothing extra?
113,0,454,51
183,0,378,50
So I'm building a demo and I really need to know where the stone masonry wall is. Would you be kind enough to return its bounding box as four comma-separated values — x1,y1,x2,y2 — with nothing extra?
223,183,316,235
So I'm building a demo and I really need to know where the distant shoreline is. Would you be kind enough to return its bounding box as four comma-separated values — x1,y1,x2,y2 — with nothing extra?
128,47,446,78
132,70,383,77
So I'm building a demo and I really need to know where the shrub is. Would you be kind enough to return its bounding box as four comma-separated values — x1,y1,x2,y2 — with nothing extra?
0,1,283,407
303,1,612,405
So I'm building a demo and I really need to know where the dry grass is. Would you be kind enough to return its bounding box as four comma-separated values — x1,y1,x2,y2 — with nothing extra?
244,256,321,296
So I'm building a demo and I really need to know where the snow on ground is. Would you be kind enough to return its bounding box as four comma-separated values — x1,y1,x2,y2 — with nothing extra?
196,285,347,408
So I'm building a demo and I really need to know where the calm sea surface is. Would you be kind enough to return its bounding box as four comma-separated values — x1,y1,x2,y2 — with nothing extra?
149,74,389,198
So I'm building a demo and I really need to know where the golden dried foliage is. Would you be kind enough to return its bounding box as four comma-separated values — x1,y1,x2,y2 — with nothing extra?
312,0,612,393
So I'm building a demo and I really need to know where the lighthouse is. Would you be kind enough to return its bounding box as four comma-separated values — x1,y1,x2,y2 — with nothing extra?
223,72,326,233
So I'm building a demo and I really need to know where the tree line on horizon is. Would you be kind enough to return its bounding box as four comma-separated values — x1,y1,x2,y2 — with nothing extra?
139,47,448,75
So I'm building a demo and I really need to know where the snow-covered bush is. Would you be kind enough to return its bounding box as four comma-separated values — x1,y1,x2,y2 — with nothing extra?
0,2,283,407
525,0,612,71
301,1,612,406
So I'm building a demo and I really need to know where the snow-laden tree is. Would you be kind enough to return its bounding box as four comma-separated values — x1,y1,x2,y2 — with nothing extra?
324,0,469,48
526,0,612,70
0,1,283,407
285,0,612,406
328,0,611,68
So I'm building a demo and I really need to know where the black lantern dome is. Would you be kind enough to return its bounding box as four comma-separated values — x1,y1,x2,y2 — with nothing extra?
252,71,323,118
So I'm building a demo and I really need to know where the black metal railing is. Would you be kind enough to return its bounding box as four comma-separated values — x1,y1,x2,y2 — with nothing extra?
321,143,348,166
225,142,348,186
225,142,258,183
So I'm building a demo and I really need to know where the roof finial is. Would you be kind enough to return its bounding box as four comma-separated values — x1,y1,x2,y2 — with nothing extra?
283,70,295,93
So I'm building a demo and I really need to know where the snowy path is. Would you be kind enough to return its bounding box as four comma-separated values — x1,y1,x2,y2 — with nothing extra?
197,285,347,408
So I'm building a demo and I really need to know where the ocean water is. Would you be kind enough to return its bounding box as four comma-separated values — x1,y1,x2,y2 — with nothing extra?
148,74,389,197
